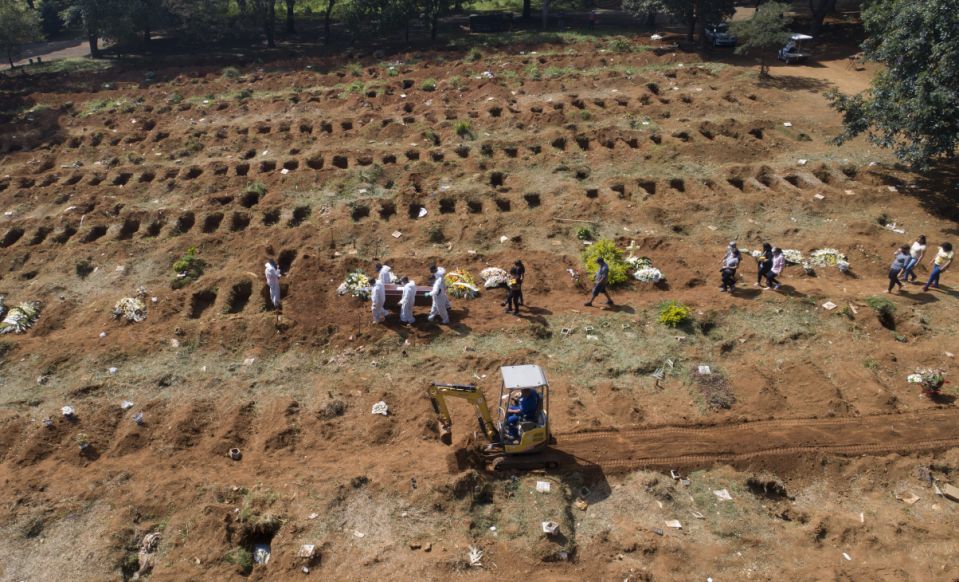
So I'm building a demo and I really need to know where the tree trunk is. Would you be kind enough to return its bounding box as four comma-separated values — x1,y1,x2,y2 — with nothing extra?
541,0,550,30
324,0,335,44
430,13,438,40
695,0,706,49
265,0,276,47
237,0,247,13
645,11,656,27
809,0,836,35
522,0,531,19
685,11,695,42
88,33,100,58
285,0,295,33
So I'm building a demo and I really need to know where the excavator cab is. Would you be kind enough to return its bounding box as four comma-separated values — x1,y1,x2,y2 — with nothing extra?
497,365,549,454
428,364,551,458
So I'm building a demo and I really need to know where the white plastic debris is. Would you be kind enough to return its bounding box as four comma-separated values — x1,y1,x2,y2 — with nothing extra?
822,301,837,310
797,159,807,166
391,231,402,238
121,400,134,410
253,544,271,564
108,367,118,374
783,122,793,127
297,544,316,559
468,545,483,567
842,552,852,561
61,406,75,418
99,331,107,338
353,530,366,538
417,207,428,218
541,521,560,534
713,489,733,501
499,235,509,243
536,481,551,493
371,401,389,416
132,412,145,425
698,365,711,375
308,512,318,520
243,357,256,366
664,520,683,529
814,193,825,200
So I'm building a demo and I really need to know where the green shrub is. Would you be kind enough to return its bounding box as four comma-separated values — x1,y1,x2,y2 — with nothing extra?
222,66,241,78
246,181,267,196
236,88,253,100
171,247,206,289
347,62,363,77
75,259,94,279
658,300,691,328
465,47,482,62
525,63,541,80
454,120,474,139
575,226,594,241
421,78,437,91
448,75,463,90
866,295,896,327
224,547,253,575
608,38,633,53
581,239,631,287
423,130,440,146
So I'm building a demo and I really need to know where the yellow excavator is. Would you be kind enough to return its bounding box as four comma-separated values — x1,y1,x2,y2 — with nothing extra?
428,364,561,471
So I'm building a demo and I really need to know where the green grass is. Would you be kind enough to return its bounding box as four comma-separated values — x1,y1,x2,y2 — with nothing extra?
4,57,114,77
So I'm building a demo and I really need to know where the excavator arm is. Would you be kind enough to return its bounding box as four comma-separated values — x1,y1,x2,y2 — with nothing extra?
429,383,500,446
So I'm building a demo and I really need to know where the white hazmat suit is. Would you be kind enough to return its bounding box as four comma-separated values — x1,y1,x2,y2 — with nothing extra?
399,279,417,324
378,265,393,285
264,262,282,309
428,267,450,324
371,279,388,323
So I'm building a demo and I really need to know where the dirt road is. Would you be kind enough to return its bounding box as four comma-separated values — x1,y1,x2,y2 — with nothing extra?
558,409,959,472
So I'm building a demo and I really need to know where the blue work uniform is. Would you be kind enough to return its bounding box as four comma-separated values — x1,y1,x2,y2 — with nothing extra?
506,391,540,440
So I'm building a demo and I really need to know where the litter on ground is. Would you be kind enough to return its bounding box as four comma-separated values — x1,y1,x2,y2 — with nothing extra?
371,401,389,416
713,489,733,501
541,521,560,534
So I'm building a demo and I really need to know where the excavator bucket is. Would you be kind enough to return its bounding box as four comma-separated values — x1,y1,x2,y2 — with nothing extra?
440,425,453,445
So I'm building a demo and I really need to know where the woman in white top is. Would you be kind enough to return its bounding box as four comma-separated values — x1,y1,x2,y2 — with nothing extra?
900,235,926,283
922,242,954,292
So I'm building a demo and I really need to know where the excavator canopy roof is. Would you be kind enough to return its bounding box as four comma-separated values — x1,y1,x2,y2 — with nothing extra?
501,365,548,390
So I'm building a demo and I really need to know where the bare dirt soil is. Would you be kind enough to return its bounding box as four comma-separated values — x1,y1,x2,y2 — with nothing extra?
0,30,957,581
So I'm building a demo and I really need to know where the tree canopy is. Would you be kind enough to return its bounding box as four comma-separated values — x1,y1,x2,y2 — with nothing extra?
0,0,42,68
729,1,792,78
829,0,959,168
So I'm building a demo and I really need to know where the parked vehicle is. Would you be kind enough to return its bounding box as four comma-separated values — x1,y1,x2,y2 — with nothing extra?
778,34,813,64
704,23,737,47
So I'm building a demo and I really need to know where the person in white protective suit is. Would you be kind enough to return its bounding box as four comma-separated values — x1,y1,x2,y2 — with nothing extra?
376,262,393,285
371,276,388,323
427,267,450,324
264,259,282,310
399,276,417,325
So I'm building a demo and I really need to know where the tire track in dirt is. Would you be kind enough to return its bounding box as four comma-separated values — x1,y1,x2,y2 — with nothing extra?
555,410,959,472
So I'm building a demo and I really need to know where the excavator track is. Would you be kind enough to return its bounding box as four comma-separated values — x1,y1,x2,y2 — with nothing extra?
493,410,959,474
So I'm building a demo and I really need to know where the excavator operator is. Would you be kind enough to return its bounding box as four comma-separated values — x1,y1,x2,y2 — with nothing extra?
506,388,540,441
